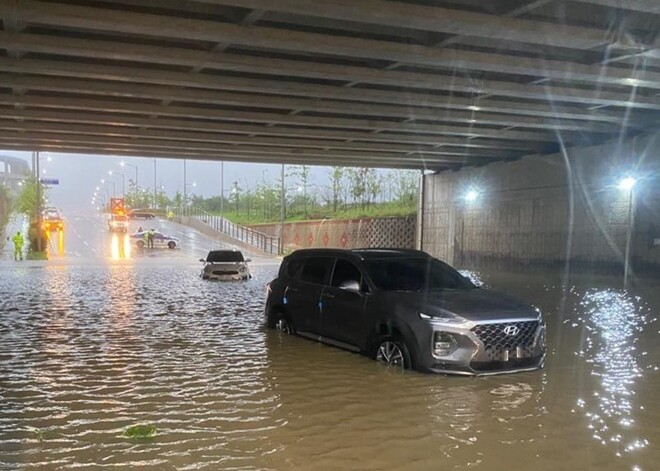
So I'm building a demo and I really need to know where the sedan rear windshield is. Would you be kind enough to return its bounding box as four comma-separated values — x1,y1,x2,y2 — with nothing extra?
207,251,244,262
364,257,476,291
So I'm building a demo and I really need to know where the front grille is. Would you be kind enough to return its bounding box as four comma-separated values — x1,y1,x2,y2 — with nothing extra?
471,320,540,361
213,270,239,275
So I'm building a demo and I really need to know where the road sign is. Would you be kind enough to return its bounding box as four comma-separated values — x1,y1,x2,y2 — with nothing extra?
40,177,60,185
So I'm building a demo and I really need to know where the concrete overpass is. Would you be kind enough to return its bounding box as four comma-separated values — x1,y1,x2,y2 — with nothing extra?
0,0,658,272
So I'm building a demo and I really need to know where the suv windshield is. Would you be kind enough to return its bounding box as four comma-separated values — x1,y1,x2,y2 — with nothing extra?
364,257,476,292
207,251,244,263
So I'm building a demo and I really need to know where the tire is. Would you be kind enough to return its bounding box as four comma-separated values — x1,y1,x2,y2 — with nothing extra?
136,240,145,249
374,335,412,370
274,314,294,335
167,241,176,249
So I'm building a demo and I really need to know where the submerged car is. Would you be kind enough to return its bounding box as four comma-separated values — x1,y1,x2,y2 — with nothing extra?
200,250,252,280
130,230,179,249
265,248,546,376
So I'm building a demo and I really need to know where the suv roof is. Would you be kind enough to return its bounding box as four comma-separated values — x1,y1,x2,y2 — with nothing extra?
286,248,429,260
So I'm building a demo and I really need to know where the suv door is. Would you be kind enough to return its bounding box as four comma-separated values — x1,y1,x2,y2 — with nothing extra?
286,256,334,335
320,258,369,347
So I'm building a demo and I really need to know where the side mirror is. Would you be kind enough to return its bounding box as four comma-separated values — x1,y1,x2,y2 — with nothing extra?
245,258,252,263
338,280,361,293
199,258,206,263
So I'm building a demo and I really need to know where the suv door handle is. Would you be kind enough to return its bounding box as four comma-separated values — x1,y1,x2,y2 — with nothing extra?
322,292,335,299
287,287,300,293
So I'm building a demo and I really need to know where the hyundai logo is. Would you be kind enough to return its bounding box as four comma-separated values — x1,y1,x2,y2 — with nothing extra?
503,325,520,336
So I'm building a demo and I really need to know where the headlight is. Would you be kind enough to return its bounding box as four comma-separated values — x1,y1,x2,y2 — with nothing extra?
419,312,468,324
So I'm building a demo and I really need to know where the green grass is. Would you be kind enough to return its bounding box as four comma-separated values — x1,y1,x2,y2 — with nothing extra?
123,424,157,439
213,202,416,226
26,250,48,260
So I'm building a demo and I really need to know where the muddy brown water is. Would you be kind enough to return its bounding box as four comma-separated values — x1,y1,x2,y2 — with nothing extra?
0,261,657,470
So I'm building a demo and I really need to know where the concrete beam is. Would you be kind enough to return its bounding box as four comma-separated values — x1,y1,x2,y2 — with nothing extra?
0,74,624,133
0,118,519,158
572,0,660,13
1,1,656,91
0,93,558,142
183,0,610,50
0,132,499,168
0,108,547,152
0,32,658,116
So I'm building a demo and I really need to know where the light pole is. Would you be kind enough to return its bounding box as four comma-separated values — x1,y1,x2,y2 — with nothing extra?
619,177,637,288
120,161,138,189
183,159,187,214
108,170,125,198
153,159,157,209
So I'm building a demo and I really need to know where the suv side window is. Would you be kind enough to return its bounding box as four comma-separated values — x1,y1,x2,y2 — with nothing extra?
285,257,304,278
299,257,334,285
330,259,362,288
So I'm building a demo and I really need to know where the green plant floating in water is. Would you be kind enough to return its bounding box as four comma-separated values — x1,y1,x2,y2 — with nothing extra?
123,424,157,439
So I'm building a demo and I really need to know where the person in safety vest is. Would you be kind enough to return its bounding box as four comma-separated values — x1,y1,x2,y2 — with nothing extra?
167,210,174,221
147,229,155,249
12,231,24,261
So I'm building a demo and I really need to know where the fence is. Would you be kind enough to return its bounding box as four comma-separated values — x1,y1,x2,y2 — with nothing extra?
176,207,280,255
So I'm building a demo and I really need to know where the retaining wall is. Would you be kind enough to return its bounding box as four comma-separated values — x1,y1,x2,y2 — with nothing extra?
251,216,416,251
421,134,660,274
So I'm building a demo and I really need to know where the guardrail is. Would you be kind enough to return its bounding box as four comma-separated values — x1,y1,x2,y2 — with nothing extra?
176,207,280,255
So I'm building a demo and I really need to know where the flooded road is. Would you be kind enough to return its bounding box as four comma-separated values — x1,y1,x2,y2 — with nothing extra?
0,214,658,470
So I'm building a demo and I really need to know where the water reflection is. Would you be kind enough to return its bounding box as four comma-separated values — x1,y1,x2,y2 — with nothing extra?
110,233,131,260
575,289,652,458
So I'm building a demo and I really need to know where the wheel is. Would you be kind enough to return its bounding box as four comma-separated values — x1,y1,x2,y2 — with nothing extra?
375,336,412,370
242,276,249,280
136,240,145,249
167,241,176,249
275,315,294,335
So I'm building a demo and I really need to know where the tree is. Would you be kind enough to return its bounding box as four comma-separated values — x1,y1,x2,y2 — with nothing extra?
291,165,311,218
12,177,46,217
327,166,344,212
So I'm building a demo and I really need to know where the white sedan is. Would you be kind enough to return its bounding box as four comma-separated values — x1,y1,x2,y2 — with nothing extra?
130,230,180,249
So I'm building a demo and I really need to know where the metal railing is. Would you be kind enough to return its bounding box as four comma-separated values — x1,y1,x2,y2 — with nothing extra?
176,206,280,255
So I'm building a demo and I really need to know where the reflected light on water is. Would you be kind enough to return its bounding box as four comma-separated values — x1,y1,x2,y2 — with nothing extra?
575,289,652,458
110,233,131,260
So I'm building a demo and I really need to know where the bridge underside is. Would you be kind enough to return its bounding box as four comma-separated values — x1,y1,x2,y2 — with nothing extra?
0,0,659,171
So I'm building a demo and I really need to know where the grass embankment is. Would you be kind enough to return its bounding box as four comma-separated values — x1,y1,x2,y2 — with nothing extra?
213,202,416,226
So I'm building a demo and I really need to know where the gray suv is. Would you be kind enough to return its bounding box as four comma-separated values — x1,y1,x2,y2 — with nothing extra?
265,249,546,375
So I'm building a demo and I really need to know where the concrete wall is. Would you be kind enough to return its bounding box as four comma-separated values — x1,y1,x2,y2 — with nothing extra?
251,216,416,252
422,134,660,273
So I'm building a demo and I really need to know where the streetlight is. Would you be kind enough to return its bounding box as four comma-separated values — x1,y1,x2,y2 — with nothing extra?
619,176,637,288
464,189,480,202
120,161,138,189
108,170,125,198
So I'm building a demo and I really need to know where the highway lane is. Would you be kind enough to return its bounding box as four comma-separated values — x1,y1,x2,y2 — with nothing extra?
1,210,277,271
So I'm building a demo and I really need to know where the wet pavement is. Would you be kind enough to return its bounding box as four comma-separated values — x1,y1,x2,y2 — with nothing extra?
0,213,658,470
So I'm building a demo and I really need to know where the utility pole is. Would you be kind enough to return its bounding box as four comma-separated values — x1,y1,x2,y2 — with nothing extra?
183,159,187,215
153,159,157,209
35,151,43,252
220,161,224,227
279,163,285,254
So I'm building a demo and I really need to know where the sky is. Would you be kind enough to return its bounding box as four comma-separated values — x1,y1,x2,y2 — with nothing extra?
1,150,384,211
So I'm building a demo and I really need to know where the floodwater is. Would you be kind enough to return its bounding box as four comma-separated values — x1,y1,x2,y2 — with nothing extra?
0,214,658,470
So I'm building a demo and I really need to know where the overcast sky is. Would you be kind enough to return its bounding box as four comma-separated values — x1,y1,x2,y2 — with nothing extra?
2,150,346,211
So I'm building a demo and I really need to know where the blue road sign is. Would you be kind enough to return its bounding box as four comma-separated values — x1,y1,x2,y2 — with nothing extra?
40,177,60,185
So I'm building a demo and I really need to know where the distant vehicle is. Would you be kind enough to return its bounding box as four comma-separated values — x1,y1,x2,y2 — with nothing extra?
42,208,64,232
129,209,156,219
130,230,179,249
108,214,129,233
265,248,546,376
200,250,252,280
